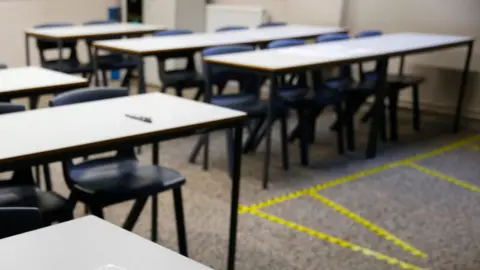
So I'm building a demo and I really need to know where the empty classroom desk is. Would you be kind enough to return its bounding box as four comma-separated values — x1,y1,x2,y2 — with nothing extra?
92,24,346,95
0,92,245,270
0,66,88,108
24,22,165,65
204,32,474,182
0,216,214,270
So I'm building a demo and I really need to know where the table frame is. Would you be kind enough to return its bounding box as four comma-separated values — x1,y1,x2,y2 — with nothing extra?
204,37,474,188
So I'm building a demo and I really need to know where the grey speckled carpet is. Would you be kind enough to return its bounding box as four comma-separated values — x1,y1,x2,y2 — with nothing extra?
11,88,480,270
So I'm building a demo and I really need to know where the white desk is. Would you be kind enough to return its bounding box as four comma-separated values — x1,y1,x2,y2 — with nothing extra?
205,32,474,182
0,92,245,270
0,216,213,270
0,66,88,102
94,24,345,55
25,22,165,65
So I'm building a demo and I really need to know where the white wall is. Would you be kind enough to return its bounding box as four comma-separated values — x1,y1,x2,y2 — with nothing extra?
0,0,110,67
215,0,480,122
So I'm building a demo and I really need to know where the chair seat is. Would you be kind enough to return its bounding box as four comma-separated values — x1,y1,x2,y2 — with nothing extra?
0,186,72,223
97,55,138,70
325,77,356,90
162,70,204,88
43,60,93,74
308,87,344,106
68,157,185,204
278,87,309,104
364,72,425,87
212,94,269,117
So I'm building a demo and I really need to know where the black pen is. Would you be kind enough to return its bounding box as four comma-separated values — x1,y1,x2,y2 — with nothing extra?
125,114,152,123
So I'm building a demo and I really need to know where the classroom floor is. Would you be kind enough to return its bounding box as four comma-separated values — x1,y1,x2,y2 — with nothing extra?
26,89,480,270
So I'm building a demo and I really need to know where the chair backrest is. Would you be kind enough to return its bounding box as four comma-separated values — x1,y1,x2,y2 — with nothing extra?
35,22,78,63
267,39,307,88
0,207,43,240
215,26,248,32
316,33,352,82
355,30,383,80
203,45,259,97
258,22,287,28
355,30,383,38
267,39,305,49
154,29,197,78
49,87,128,107
316,33,350,43
0,102,25,114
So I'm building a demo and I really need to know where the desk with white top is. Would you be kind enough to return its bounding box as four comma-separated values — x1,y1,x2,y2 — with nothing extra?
92,25,346,94
204,32,474,183
0,92,245,270
0,66,88,108
0,216,214,270
24,23,165,66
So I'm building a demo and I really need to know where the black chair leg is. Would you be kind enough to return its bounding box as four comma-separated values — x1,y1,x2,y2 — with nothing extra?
280,116,289,170
161,86,167,93
334,102,345,155
345,98,356,151
101,70,108,86
151,194,158,242
193,85,204,101
121,69,133,88
388,90,399,141
188,134,207,164
173,188,188,256
90,206,104,219
412,85,420,131
175,88,183,97
243,118,265,153
250,120,269,152
42,164,52,191
360,105,374,123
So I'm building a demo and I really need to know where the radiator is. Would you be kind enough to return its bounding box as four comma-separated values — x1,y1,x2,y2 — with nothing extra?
206,4,268,32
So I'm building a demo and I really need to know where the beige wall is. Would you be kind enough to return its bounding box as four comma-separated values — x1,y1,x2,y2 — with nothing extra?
216,0,480,121
0,0,109,67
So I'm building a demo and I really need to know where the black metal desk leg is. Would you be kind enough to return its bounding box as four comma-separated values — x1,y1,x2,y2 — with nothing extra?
227,121,243,270
25,34,30,66
262,72,277,189
366,58,388,159
151,142,160,242
137,55,146,94
93,47,100,86
453,42,473,133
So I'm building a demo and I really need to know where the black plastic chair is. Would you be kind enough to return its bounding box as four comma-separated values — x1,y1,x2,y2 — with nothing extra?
35,22,93,77
153,29,204,100
189,45,289,181
0,103,74,225
0,63,6,69
49,87,188,256
0,207,43,239
258,22,287,28
84,20,138,88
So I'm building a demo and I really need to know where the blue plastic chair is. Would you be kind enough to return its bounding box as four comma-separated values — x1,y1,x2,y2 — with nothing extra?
0,103,74,225
49,87,188,254
35,22,93,76
83,20,138,87
189,45,289,186
258,22,287,28
153,30,204,100
216,25,248,32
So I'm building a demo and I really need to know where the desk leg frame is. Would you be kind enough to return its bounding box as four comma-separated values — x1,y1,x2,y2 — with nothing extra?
227,121,243,270
453,42,474,133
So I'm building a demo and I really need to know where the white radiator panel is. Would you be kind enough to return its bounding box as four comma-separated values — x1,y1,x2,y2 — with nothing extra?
206,4,268,32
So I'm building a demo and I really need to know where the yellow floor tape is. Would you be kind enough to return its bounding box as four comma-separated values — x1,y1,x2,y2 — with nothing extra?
405,162,480,194
246,134,480,212
245,207,427,270
308,192,427,258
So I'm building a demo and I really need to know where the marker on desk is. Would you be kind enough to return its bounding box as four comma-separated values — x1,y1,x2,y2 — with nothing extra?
125,114,152,123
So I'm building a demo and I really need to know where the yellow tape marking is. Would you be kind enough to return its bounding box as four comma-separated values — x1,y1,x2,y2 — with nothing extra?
245,134,480,212
405,162,480,194
246,208,427,270
308,191,427,258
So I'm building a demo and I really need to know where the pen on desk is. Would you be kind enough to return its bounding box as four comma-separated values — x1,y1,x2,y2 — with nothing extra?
125,114,152,123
